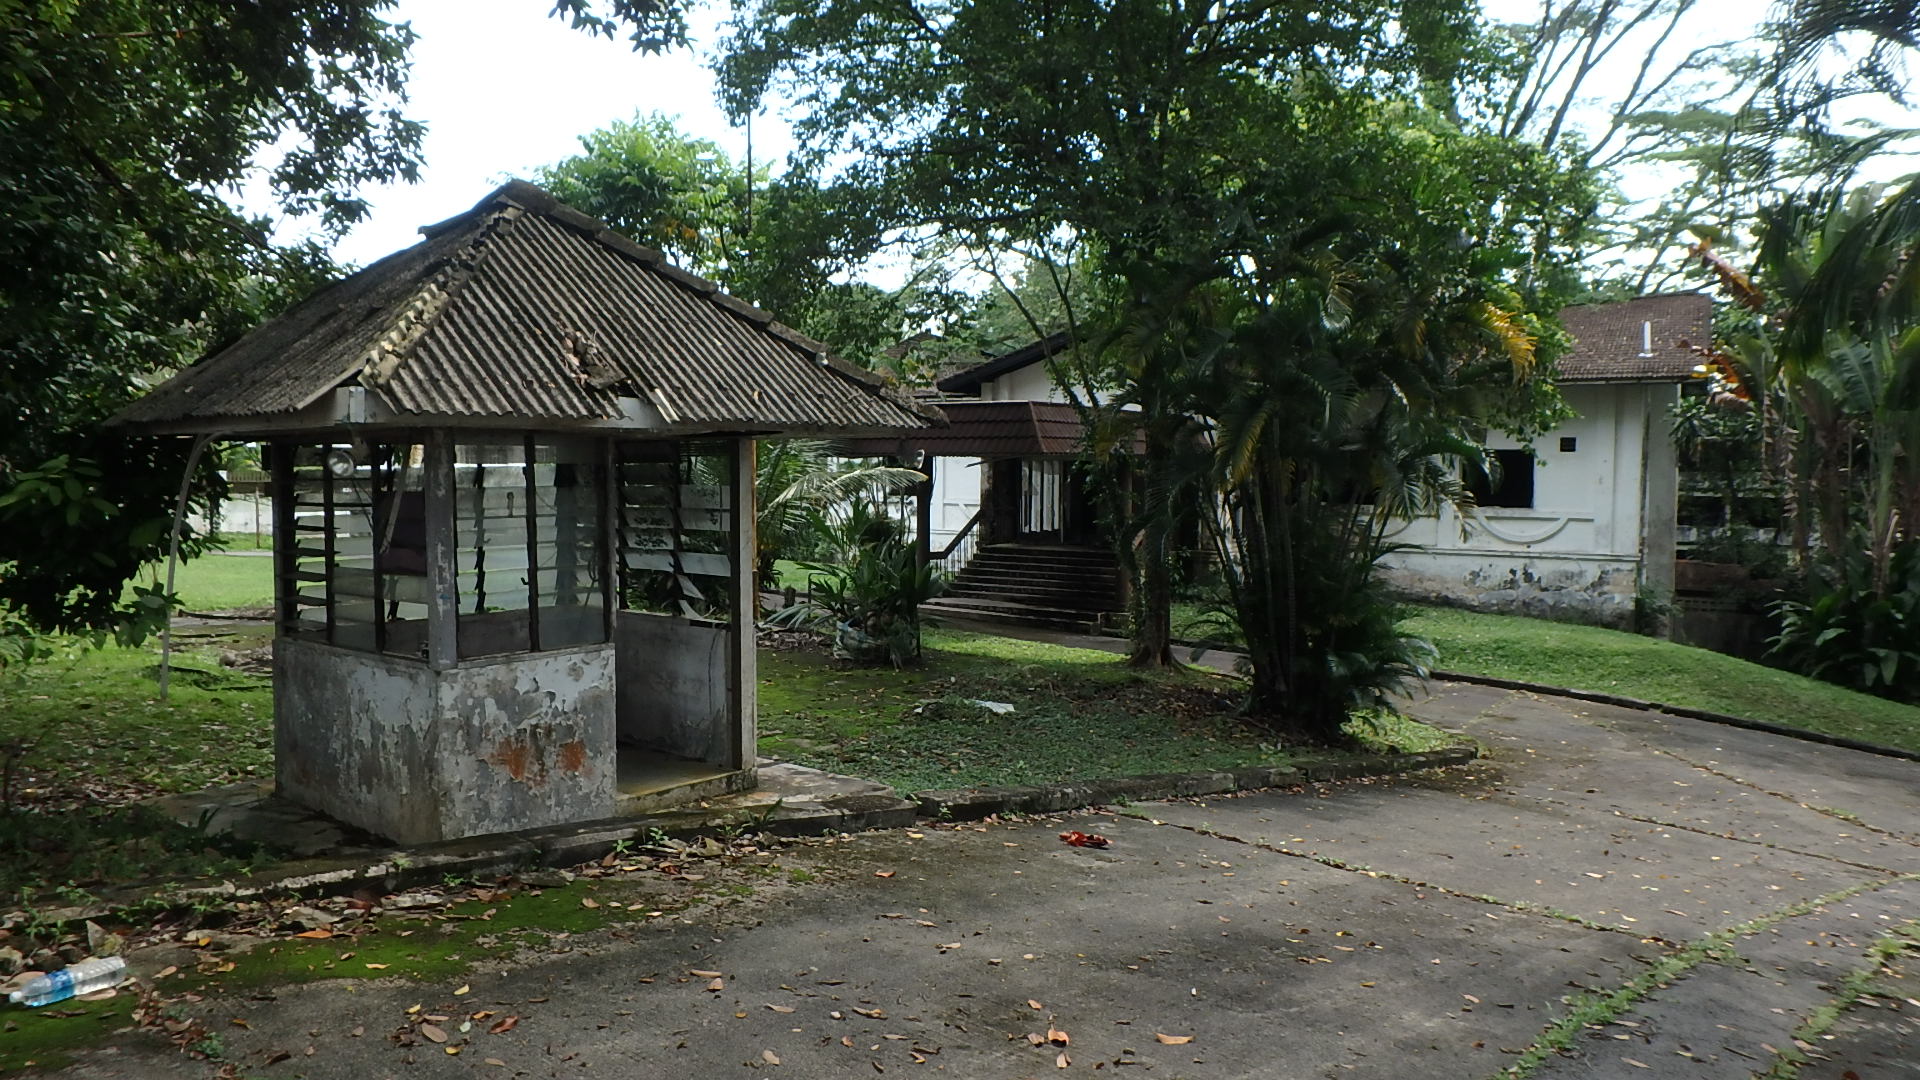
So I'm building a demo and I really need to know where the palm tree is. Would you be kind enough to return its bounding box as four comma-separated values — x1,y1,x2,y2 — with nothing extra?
752,440,925,588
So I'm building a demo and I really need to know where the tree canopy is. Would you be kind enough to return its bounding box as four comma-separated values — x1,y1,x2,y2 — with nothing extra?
0,0,422,635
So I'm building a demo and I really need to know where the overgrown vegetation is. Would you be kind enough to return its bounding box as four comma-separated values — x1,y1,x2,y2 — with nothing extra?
765,501,945,667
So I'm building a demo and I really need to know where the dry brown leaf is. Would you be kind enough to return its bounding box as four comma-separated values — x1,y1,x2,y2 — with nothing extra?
767,1004,796,1014
485,1058,507,1067
364,963,389,970
293,929,333,940
1047,1026,1069,1046
1056,1050,1071,1068
230,1018,250,1029
1155,1033,1193,1045
1026,1033,1046,1046
581,898,600,909
707,978,726,992
853,1007,887,1019
488,1015,519,1035
1027,999,1044,1010
762,1049,781,1066
454,985,471,996
420,1024,449,1044
690,969,723,978
1623,1059,1649,1069
842,1036,855,1048
875,871,896,879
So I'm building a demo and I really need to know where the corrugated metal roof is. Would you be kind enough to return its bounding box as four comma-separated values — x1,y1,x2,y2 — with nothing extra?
115,182,940,434
1557,292,1712,383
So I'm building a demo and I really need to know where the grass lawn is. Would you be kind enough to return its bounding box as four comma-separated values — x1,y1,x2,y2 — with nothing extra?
759,628,1459,794
0,627,275,893
126,550,275,612
1175,597,1920,753
1400,605,1920,753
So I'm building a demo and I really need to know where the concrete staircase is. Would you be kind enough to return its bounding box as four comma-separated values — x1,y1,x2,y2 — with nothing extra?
923,543,1125,631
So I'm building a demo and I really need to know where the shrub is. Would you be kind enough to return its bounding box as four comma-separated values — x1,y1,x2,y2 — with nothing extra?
1768,541,1920,701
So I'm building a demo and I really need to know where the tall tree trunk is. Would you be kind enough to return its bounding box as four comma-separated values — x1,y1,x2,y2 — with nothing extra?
1128,518,1175,667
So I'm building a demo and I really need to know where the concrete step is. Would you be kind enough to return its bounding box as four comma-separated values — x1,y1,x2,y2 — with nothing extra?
921,597,1105,632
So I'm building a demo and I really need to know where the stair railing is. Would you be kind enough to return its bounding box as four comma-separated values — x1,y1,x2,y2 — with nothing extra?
931,508,984,578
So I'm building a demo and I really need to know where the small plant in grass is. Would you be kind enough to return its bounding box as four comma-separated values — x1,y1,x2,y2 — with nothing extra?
765,501,945,668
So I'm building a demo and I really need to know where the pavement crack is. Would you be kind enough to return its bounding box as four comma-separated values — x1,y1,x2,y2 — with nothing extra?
1647,745,1920,849
1485,875,1920,1080
1127,810,1680,946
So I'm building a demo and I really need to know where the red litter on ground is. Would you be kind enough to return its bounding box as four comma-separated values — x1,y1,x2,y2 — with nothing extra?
1058,830,1111,848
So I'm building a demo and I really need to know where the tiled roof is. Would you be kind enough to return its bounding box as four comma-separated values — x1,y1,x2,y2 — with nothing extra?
1556,292,1712,383
840,399,1143,458
115,182,939,434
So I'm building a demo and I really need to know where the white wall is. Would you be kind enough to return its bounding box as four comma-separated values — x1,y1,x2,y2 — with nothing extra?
1376,383,1674,627
983,365,1072,403
928,457,983,549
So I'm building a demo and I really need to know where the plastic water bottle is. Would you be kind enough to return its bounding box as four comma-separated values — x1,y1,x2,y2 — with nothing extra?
7,957,127,1007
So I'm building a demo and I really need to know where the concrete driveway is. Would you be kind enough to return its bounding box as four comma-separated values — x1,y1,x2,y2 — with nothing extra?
56,683,1920,1079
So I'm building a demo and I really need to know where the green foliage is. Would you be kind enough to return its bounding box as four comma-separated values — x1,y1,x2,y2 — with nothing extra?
771,507,945,668
1,0,422,638
752,441,924,587
1769,542,1920,701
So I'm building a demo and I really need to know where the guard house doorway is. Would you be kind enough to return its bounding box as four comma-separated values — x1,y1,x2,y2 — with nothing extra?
1016,459,1099,546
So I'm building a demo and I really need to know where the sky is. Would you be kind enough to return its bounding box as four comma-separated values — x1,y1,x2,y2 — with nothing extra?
298,0,794,267
287,0,1917,271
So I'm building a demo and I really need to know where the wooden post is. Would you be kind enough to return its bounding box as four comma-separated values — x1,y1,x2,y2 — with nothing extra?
424,430,459,669
728,436,758,773
270,443,297,636
915,453,935,568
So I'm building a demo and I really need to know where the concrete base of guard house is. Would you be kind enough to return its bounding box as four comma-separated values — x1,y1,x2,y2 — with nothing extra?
136,759,918,907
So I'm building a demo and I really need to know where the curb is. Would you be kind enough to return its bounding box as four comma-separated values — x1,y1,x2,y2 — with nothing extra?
1435,669,1920,763
913,747,1479,822
17,794,921,925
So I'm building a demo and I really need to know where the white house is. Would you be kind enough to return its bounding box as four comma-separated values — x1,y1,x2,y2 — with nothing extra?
1373,292,1712,627
853,294,1712,630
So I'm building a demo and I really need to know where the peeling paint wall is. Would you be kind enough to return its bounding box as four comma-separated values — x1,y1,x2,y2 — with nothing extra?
1377,553,1640,628
274,638,616,845
434,645,615,838
615,610,729,763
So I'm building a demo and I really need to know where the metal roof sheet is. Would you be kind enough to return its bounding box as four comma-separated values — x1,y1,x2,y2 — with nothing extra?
115,182,939,434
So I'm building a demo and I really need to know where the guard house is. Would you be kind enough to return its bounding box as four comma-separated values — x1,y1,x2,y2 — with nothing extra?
115,181,939,845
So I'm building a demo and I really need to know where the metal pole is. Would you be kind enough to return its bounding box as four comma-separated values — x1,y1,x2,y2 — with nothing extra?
159,433,216,702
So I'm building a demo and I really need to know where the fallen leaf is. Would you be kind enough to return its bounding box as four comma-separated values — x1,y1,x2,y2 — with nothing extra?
445,1045,461,1056
1623,1059,1648,1069
1028,999,1044,1010
842,1036,855,1048
488,1015,519,1035
1056,1050,1071,1068
707,978,726,992
691,969,723,978
485,1058,508,1067
762,1049,782,1066
581,898,599,909
853,1007,887,1019
1155,1033,1193,1045
1026,1033,1046,1046
264,1050,292,1065
1058,830,1111,848
230,1018,250,1029
420,1024,449,1044
454,985,471,996
293,929,333,940
1047,1026,1070,1046
767,1004,796,1014
364,963,389,970
155,965,178,979
875,871,896,879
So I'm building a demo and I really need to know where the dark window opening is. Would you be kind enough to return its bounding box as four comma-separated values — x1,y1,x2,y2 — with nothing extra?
1559,436,1577,453
1467,448,1536,509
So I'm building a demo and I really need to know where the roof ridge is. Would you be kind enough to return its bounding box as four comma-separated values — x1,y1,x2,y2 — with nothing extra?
356,206,522,396
475,180,941,424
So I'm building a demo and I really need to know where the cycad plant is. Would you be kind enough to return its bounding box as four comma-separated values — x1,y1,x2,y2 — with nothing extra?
753,439,925,587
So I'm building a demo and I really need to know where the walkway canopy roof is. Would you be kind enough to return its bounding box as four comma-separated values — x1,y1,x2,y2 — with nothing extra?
114,181,941,438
